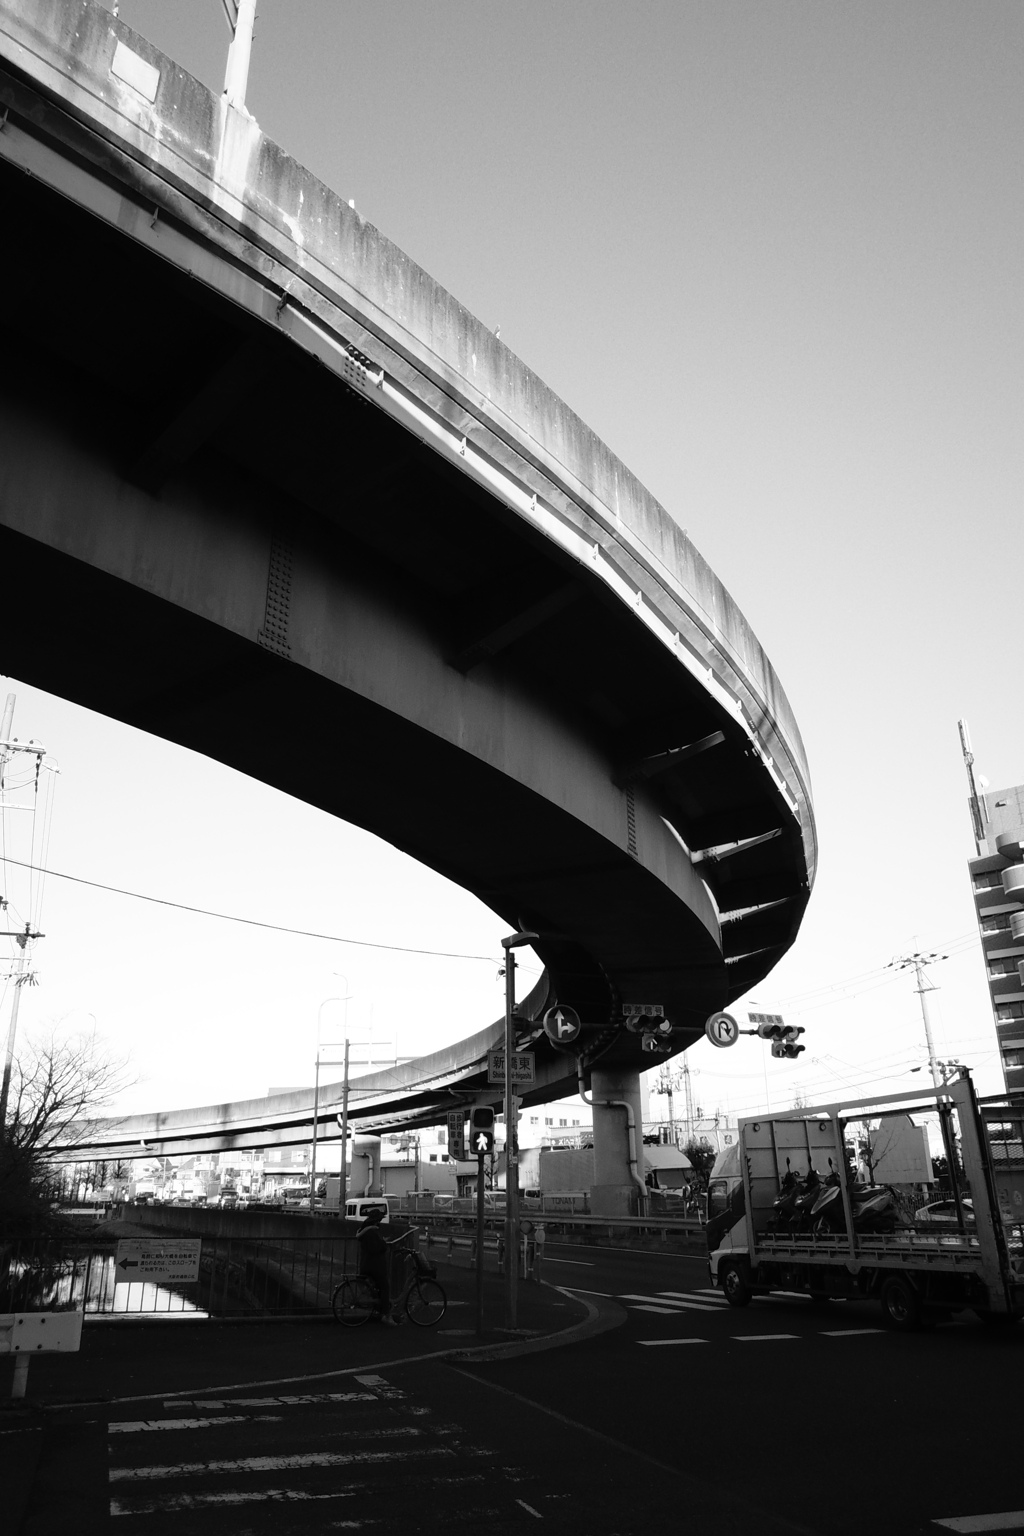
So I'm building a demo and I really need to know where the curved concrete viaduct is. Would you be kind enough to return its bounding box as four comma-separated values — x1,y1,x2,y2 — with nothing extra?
0,3,815,1166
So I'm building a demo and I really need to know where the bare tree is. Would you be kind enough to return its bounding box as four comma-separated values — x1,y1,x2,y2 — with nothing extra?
0,1025,133,1231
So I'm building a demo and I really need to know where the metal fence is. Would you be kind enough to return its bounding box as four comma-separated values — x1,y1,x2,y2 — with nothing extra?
0,1231,360,1319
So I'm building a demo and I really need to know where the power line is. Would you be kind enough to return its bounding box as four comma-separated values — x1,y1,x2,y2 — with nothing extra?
0,856,500,965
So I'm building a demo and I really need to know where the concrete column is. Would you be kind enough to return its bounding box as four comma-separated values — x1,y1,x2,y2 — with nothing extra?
590,1066,645,1217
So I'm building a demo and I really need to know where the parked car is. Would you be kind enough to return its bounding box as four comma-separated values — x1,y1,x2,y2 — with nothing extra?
219,1190,239,1208
915,1198,975,1224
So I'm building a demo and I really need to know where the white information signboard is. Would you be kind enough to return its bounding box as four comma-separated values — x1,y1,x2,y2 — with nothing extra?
487,1049,536,1086
114,1238,202,1285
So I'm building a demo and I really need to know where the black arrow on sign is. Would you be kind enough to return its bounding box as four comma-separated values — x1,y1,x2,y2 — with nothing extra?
118,1259,140,1271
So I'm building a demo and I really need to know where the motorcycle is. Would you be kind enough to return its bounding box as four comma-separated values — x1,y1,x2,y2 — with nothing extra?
769,1161,806,1231
811,1159,897,1234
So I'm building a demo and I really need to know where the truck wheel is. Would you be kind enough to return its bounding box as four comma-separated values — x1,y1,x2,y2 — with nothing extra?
880,1276,921,1331
720,1261,752,1307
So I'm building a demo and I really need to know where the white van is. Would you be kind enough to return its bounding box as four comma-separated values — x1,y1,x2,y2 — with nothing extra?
344,1197,390,1225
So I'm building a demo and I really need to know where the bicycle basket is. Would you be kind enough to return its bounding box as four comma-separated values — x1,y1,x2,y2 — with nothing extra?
413,1251,438,1278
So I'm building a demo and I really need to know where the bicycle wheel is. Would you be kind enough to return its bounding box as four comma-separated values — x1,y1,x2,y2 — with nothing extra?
406,1278,447,1327
332,1276,378,1326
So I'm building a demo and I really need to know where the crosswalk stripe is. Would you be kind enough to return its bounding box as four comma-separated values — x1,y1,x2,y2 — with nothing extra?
619,1293,721,1310
820,1329,885,1337
657,1291,727,1305
637,1339,709,1347
630,1305,682,1314
163,1393,378,1409
110,1416,281,1433
732,1333,799,1341
933,1515,1024,1532
109,1443,475,1482
112,1488,361,1515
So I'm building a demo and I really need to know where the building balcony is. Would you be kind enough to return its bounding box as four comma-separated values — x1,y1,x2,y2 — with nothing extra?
1011,912,1024,944
997,832,1024,862
1002,865,1024,903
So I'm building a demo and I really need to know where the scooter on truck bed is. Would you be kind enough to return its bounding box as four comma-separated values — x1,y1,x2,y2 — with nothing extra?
706,1069,1024,1331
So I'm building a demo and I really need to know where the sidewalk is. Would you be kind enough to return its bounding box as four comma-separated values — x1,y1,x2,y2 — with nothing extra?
0,1262,615,1533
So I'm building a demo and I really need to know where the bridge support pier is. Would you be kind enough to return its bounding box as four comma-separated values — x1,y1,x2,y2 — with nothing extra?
589,1067,646,1218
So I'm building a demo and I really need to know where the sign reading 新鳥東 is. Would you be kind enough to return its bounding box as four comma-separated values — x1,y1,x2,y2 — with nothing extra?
487,1050,535,1085
114,1239,201,1285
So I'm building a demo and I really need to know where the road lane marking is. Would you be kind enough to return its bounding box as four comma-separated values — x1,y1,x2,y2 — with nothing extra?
637,1338,709,1347
516,1499,544,1518
620,1293,721,1311
355,1374,405,1398
111,1488,363,1515
541,1258,593,1266
658,1291,727,1305
562,1287,613,1297
820,1329,885,1337
448,1367,821,1536
165,1393,378,1409
109,1444,476,1481
933,1516,1024,1532
110,1416,281,1433
631,1305,683,1314
732,1334,799,1341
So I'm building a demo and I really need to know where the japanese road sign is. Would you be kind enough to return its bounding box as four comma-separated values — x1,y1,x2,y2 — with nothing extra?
542,1004,582,1044
704,1011,740,1049
487,1049,535,1085
447,1110,467,1161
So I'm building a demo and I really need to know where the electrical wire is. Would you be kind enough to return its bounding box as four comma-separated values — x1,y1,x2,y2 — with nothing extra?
0,855,502,964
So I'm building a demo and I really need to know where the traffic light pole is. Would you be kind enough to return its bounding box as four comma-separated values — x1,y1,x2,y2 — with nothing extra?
503,940,519,1331
475,1149,485,1336
501,930,537,1332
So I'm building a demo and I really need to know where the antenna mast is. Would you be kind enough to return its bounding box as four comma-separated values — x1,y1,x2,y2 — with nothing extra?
958,718,987,856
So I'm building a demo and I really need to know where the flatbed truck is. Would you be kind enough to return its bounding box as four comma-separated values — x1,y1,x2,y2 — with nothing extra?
706,1072,1024,1330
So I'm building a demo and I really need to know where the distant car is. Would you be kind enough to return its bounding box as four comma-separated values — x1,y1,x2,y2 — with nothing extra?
915,1198,975,1224
219,1191,239,1208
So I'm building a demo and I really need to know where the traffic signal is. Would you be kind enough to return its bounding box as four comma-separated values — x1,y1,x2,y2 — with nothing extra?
470,1106,495,1156
641,1021,673,1054
752,1014,805,1059
772,1026,805,1060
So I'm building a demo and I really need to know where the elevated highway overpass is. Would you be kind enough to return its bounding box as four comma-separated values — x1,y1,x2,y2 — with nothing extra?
0,2,816,1184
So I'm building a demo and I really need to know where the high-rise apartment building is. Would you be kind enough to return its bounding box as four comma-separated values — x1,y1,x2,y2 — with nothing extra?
962,723,1024,1090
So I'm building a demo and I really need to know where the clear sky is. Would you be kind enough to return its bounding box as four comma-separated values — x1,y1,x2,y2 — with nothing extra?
2,1,1022,1122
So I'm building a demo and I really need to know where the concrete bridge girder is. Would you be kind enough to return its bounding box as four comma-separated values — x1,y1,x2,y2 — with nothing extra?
0,2,816,1159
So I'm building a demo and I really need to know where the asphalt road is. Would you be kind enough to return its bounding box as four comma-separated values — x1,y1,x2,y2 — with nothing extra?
51,1243,1024,1534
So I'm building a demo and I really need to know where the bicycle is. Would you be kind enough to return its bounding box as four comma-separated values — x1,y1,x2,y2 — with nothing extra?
332,1236,447,1327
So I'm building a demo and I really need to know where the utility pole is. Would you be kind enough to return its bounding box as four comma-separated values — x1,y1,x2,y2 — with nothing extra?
656,1059,697,1146
0,696,49,1130
890,951,948,1088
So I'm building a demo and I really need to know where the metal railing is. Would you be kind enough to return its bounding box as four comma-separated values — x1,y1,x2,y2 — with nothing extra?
1,1232,359,1319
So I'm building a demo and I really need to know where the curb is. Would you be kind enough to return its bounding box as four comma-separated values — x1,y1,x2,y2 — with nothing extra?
21,1282,621,1409
448,1284,625,1363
